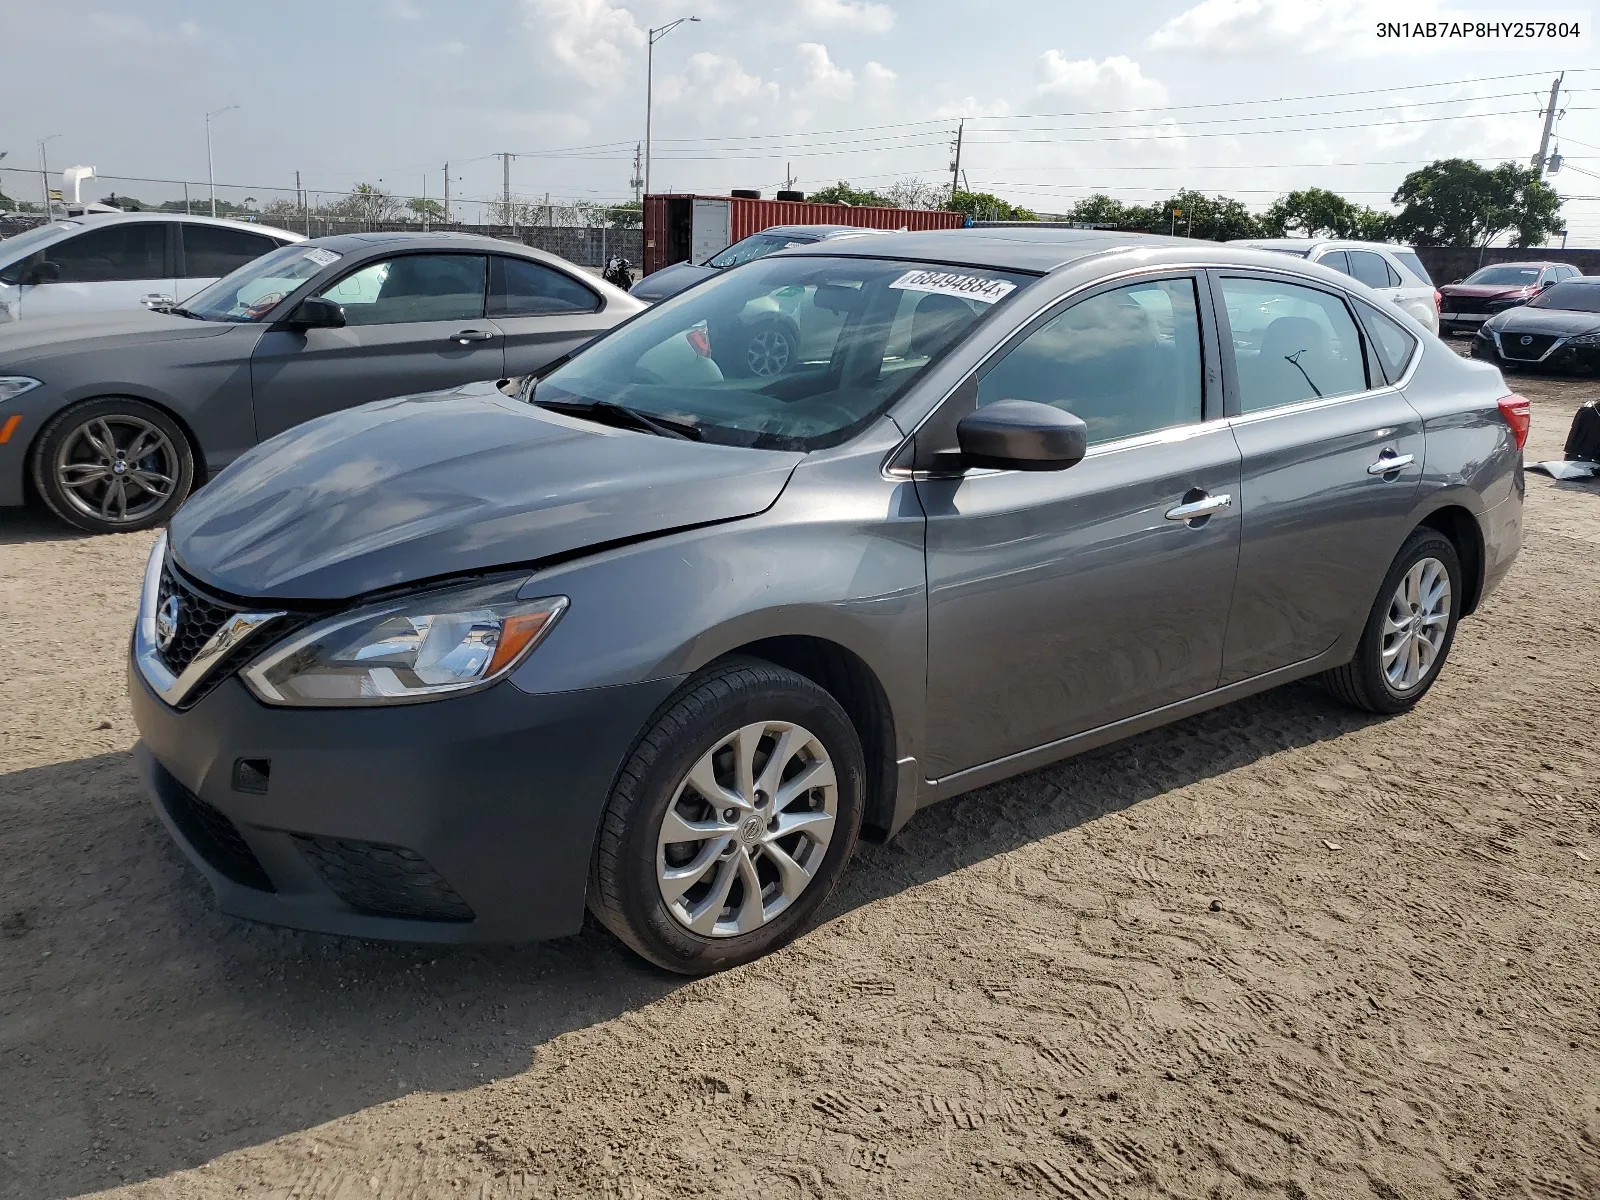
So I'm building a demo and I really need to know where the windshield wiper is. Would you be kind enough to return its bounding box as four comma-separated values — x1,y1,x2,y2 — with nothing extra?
535,399,702,441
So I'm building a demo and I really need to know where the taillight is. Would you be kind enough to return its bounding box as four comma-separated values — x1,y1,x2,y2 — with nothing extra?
1433,289,1442,311
685,325,711,358
1497,393,1530,450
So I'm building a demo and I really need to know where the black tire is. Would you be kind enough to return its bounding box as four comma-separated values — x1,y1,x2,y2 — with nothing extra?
1321,527,1463,715
31,398,195,535
589,657,866,975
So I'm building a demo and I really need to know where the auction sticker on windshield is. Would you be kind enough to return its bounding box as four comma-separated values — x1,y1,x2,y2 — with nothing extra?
889,269,1017,304
302,248,341,268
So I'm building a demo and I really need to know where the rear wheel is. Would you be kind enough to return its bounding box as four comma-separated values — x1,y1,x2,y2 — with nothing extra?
589,658,865,974
31,398,195,535
1322,528,1462,714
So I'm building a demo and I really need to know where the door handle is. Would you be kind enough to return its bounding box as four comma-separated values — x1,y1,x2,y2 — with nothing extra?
1366,451,1415,476
451,328,496,345
1165,493,1233,522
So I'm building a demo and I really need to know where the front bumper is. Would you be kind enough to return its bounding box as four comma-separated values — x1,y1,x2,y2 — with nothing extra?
130,655,681,942
1473,328,1600,372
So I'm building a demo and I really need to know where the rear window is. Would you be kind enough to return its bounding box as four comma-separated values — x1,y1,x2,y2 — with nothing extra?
1392,250,1432,286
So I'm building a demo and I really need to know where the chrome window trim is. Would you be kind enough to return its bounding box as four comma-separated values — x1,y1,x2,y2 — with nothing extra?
133,531,286,708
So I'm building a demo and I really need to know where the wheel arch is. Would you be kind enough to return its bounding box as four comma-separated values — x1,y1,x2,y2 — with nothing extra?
23,391,208,492
1417,503,1486,615
713,635,900,843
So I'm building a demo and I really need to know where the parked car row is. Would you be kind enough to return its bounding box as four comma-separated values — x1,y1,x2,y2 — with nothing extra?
114,227,1525,972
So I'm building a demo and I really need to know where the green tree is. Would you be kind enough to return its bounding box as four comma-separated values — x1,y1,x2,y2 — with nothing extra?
1156,189,1262,241
606,200,643,228
98,193,149,211
1391,158,1563,248
1067,194,1129,226
1261,188,1361,238
406,196,445,220
807,180,892,207
949,189,1037,221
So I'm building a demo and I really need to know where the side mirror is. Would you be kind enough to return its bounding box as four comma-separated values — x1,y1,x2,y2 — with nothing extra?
27,261,60,285
1450,278,1463,285
956,400,1088,472
1539,279,1555,289
287,294,346,330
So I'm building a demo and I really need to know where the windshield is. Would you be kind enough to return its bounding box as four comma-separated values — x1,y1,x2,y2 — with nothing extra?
1526,281,1600,313
535,255,1033,451
705,232,814,269
1464,266,1542,286
179,244,341,321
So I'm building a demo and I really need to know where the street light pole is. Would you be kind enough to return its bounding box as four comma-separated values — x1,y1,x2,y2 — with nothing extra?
37,135,60,222
645,16,699,199
205,105,240,218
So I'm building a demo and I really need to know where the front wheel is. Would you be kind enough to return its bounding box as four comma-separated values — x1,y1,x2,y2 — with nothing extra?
31,398,195,535
1321,527,1462,714
589,658,866,975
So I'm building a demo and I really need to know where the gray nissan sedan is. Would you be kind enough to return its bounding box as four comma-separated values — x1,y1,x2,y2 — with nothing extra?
0,232,639,534
129,228,1525,974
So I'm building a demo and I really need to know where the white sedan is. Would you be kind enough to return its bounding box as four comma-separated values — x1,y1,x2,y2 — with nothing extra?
0,212,302,323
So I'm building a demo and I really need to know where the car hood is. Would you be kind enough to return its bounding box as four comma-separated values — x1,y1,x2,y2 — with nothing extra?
630,260,718,303
169,381,804,602
1485,307,1600,337
0,308,235,365
1441,283,1535,299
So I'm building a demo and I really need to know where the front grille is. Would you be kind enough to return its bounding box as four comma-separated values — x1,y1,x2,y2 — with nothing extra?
292,836,475,922
156,559,238,675
1445,296,1494,316
1500,333,1559,361
156,771,276,892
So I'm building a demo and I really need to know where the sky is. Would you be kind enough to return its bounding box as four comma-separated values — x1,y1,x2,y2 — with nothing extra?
1,0,1596,239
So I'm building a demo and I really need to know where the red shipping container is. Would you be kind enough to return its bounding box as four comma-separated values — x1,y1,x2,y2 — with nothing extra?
642,193,965,276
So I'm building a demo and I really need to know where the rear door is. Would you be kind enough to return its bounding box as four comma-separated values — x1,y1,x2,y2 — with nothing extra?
250,251,500,441
1214,270,1425,684
178,223,285,302
486,255,619,376
13,221,174,317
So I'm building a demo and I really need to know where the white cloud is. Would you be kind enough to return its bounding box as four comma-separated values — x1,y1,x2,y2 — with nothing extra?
1034,53,1167,107
794,0,895,34
1148,0,1441,57
521,0,645,88
795,42,855,100
386,0,421,19
441,39,467,55
660,51,779,109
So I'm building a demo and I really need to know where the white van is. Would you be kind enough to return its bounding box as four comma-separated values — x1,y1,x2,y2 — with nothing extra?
0,212,301,323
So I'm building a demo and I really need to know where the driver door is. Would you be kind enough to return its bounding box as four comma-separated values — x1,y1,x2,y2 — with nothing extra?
917,273,1242,780
7,222,175,318
250,252,501,441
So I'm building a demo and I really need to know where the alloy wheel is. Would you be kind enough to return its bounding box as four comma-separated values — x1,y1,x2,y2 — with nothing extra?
656,720,837,937
1381,556,1452,692
745,328,793,377
53,415,179,527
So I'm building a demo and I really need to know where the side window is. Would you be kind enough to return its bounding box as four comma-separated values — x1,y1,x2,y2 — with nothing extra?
1317,250,1351,277
489,257,600,316
318,254,486,326
1384,259,1404,287
181,225,276,278
1355,299,1419,382
41,223,165,283
1219,277,1368,412
977,277,1204,445
1347,250,1393,290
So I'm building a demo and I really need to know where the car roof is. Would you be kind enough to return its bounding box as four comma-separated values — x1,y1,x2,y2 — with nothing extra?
1465,260,1568,270
752,224,891,239
305,230,559,254
1229,237,1417,253
50,211,304,241
785,226,1249,273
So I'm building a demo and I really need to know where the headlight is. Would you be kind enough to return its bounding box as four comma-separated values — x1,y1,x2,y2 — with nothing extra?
242,579,567,707
0,376,42,402
1569,331,1600,345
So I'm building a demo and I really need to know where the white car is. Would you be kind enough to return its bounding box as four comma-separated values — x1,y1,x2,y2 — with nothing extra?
1229,238,1440,336
0,212,302,324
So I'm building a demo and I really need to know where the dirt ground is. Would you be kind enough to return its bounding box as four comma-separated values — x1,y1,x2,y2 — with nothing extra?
2,353,1597,1200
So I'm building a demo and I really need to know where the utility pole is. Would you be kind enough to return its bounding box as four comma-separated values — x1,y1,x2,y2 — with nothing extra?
183,181,190,215
205,105,240,218
443,163,451,225
629,143,644,205
949,118,965,203
421,172,429,232
1533,73,1564,176
784,162,797,192
496,151,515,228
296,170,308,236
37,135,60,221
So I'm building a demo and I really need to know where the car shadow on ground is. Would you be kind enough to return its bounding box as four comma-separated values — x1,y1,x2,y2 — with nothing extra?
0,505,90,545
0,681,1377,1198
